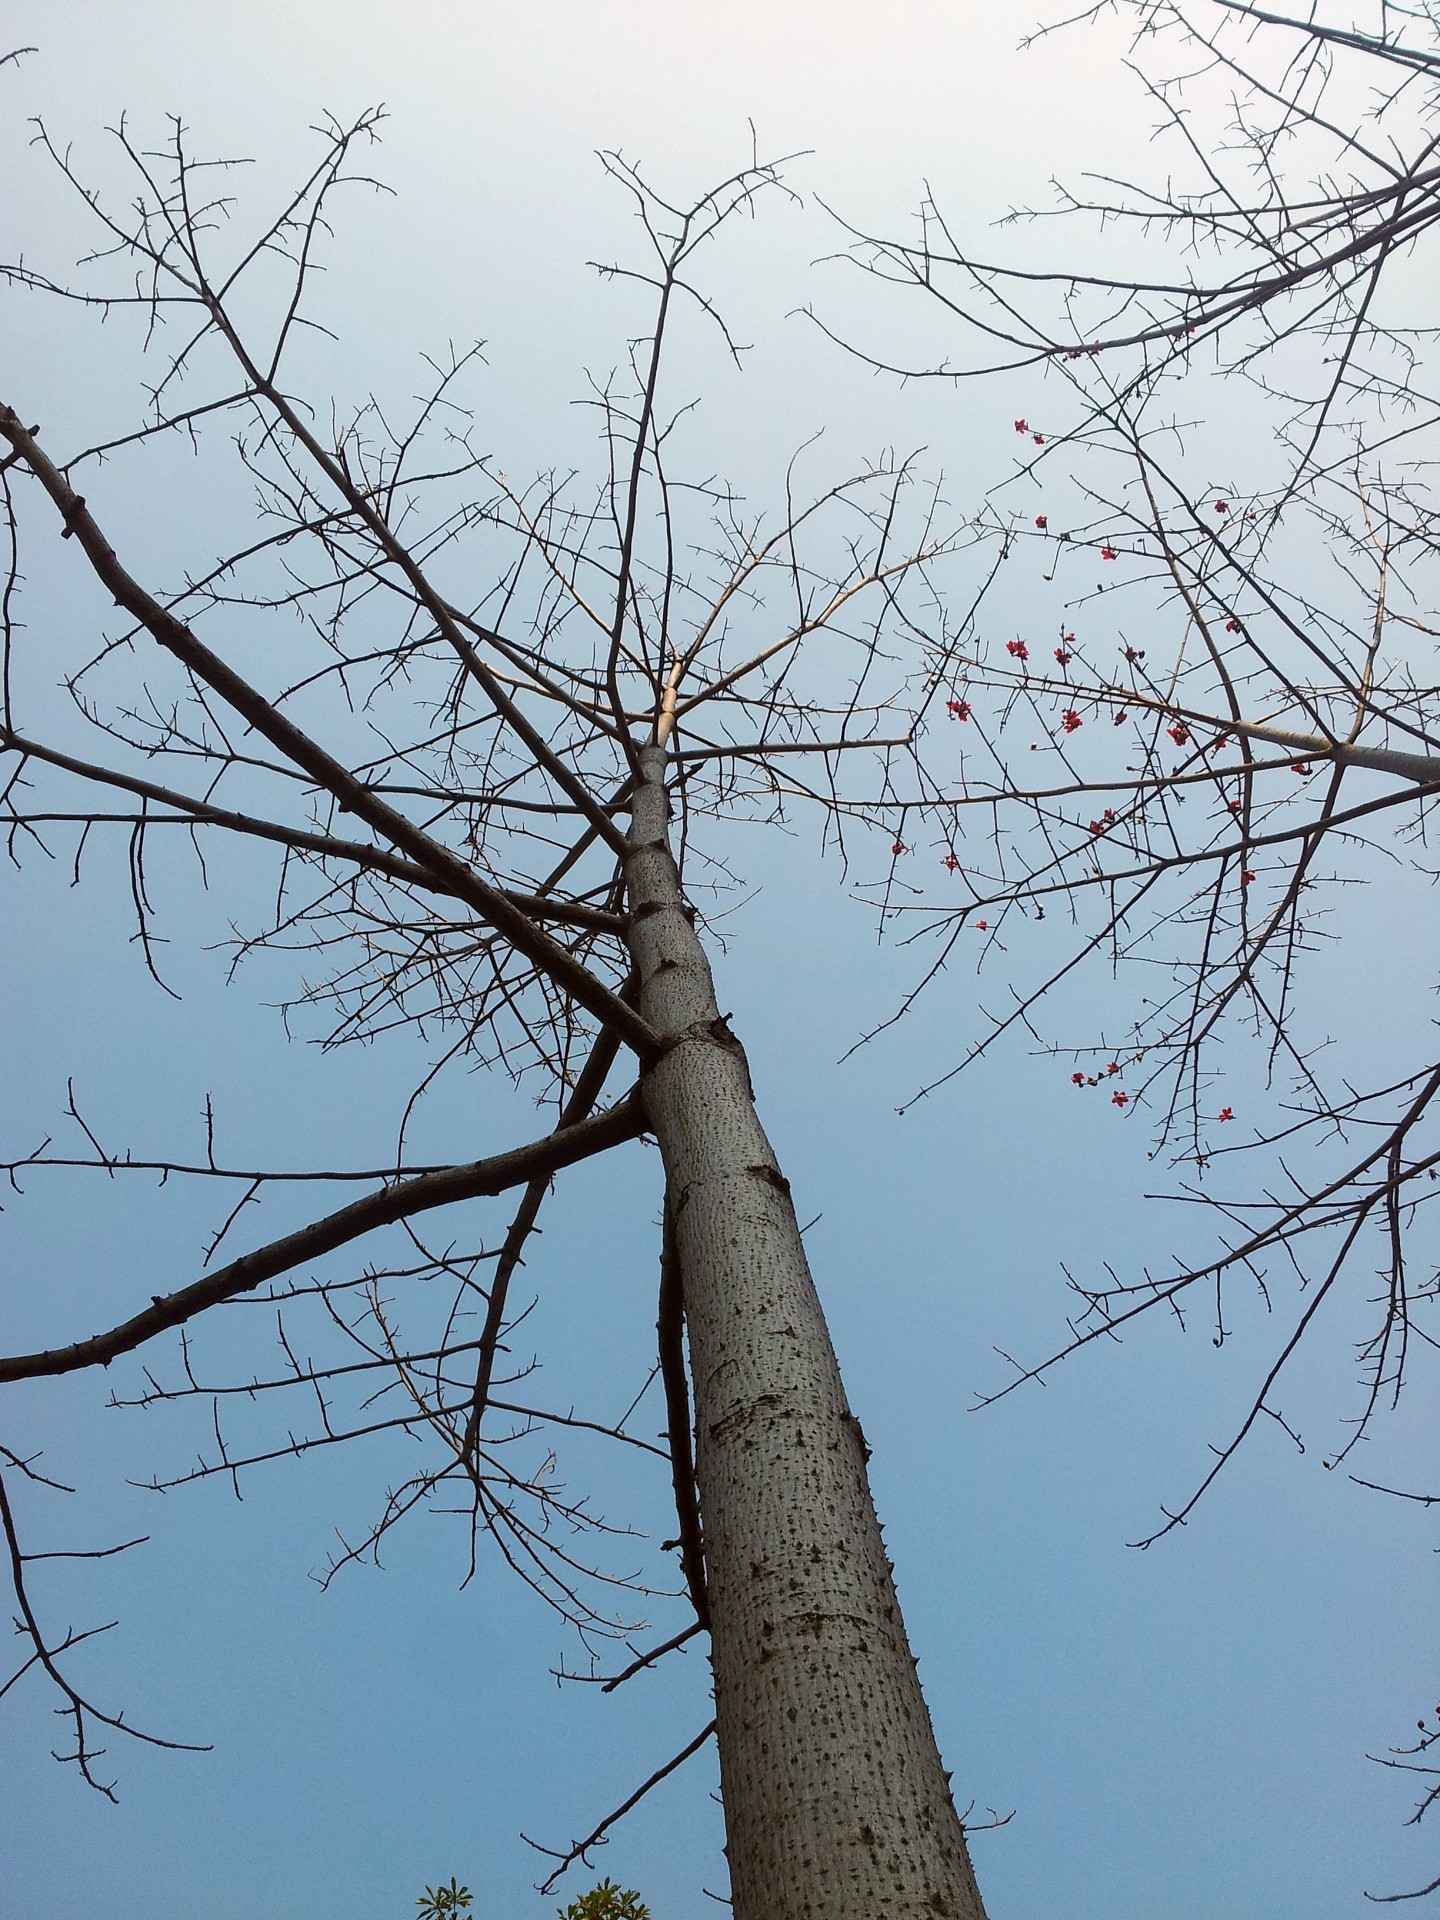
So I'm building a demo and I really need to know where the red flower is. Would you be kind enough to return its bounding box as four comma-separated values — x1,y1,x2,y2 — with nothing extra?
1167,722,1191,746
1006,639,1030,662
1104,807,1116,821
943,854,961,871
1089,819,1105,835
1111,1090,1129,1108
975,918,988,931
1291,761,1311,775
1035,514,1049,530
1213,736,1231,751
1124,647,1143,663
1225,618,1242,633
1106,1061,1121,1075
1061,709,1083,733
1101,546,1117,561
1241,869,1256,886
1054,647,1073,666
1014,419,1029,434
1217,1107,1234,1122
1113,710,1128,725
1033,433,1045,445
1227,799,1243,812
1072,1072,1086,1086
1214,499,1229,514
892,841,906,856
947,698,972,720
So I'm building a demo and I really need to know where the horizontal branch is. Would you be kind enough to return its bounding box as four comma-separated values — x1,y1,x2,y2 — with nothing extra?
1209,1,1440,78
1103,687,1440,784
0,1092,646,1384
946,666,1440,787
675,734,913,763
1,728,626,934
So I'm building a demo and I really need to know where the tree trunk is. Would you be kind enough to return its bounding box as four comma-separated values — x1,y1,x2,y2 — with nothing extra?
625,744,988,1920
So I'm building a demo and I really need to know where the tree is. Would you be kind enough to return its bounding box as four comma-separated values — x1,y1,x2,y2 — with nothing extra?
411,1873,650,1917
415,1880,472,1920
819,0,1438,1894
559,1882,651,1920
3,3,1432,1909
0,124,996,1920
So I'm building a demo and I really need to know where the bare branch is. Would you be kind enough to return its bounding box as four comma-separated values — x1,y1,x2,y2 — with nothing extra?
0,1092,645,1382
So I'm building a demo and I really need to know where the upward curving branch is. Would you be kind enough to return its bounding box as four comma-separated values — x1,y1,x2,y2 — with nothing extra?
0,406,659,1061
0,1091,645,1384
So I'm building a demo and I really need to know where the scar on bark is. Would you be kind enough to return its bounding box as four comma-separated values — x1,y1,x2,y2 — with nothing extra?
707,1011,756,1099
658,1203,709,1630
648,1009,757,1099
843,1407,873,1462
746,1161,792,1197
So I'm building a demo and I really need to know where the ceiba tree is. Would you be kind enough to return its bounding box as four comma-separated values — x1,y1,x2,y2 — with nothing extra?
4,0,1436,1906
0,135,990,1918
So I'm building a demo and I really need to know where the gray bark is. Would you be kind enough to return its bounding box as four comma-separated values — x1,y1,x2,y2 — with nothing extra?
625,744,987,1920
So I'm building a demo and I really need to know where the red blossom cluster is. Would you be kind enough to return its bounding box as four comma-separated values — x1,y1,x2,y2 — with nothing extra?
1014,419,1028,434
1054,647,1072,666
1071,1060,1124,1089
1113,710,1128,726
947,698,972,720
1217,1108,1234,1123
891,841,906,857
1061,709,1083,733
1241,869,1256,886
1100,546,1117,561
1291,761,1311,775
1167,722,1191,746
1035,514,1048,530
1005,639,1029,662
943,854,961,871
1123,647,1144,663
1088,807,1117,835
974,918,988,931
1225,618,1242,633
1214,499,1229,514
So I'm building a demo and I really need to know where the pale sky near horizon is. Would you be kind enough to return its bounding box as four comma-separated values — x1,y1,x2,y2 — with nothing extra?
2,6,1434,1918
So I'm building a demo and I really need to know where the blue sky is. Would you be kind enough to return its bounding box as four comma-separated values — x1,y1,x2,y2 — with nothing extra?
2,5,1434,1917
